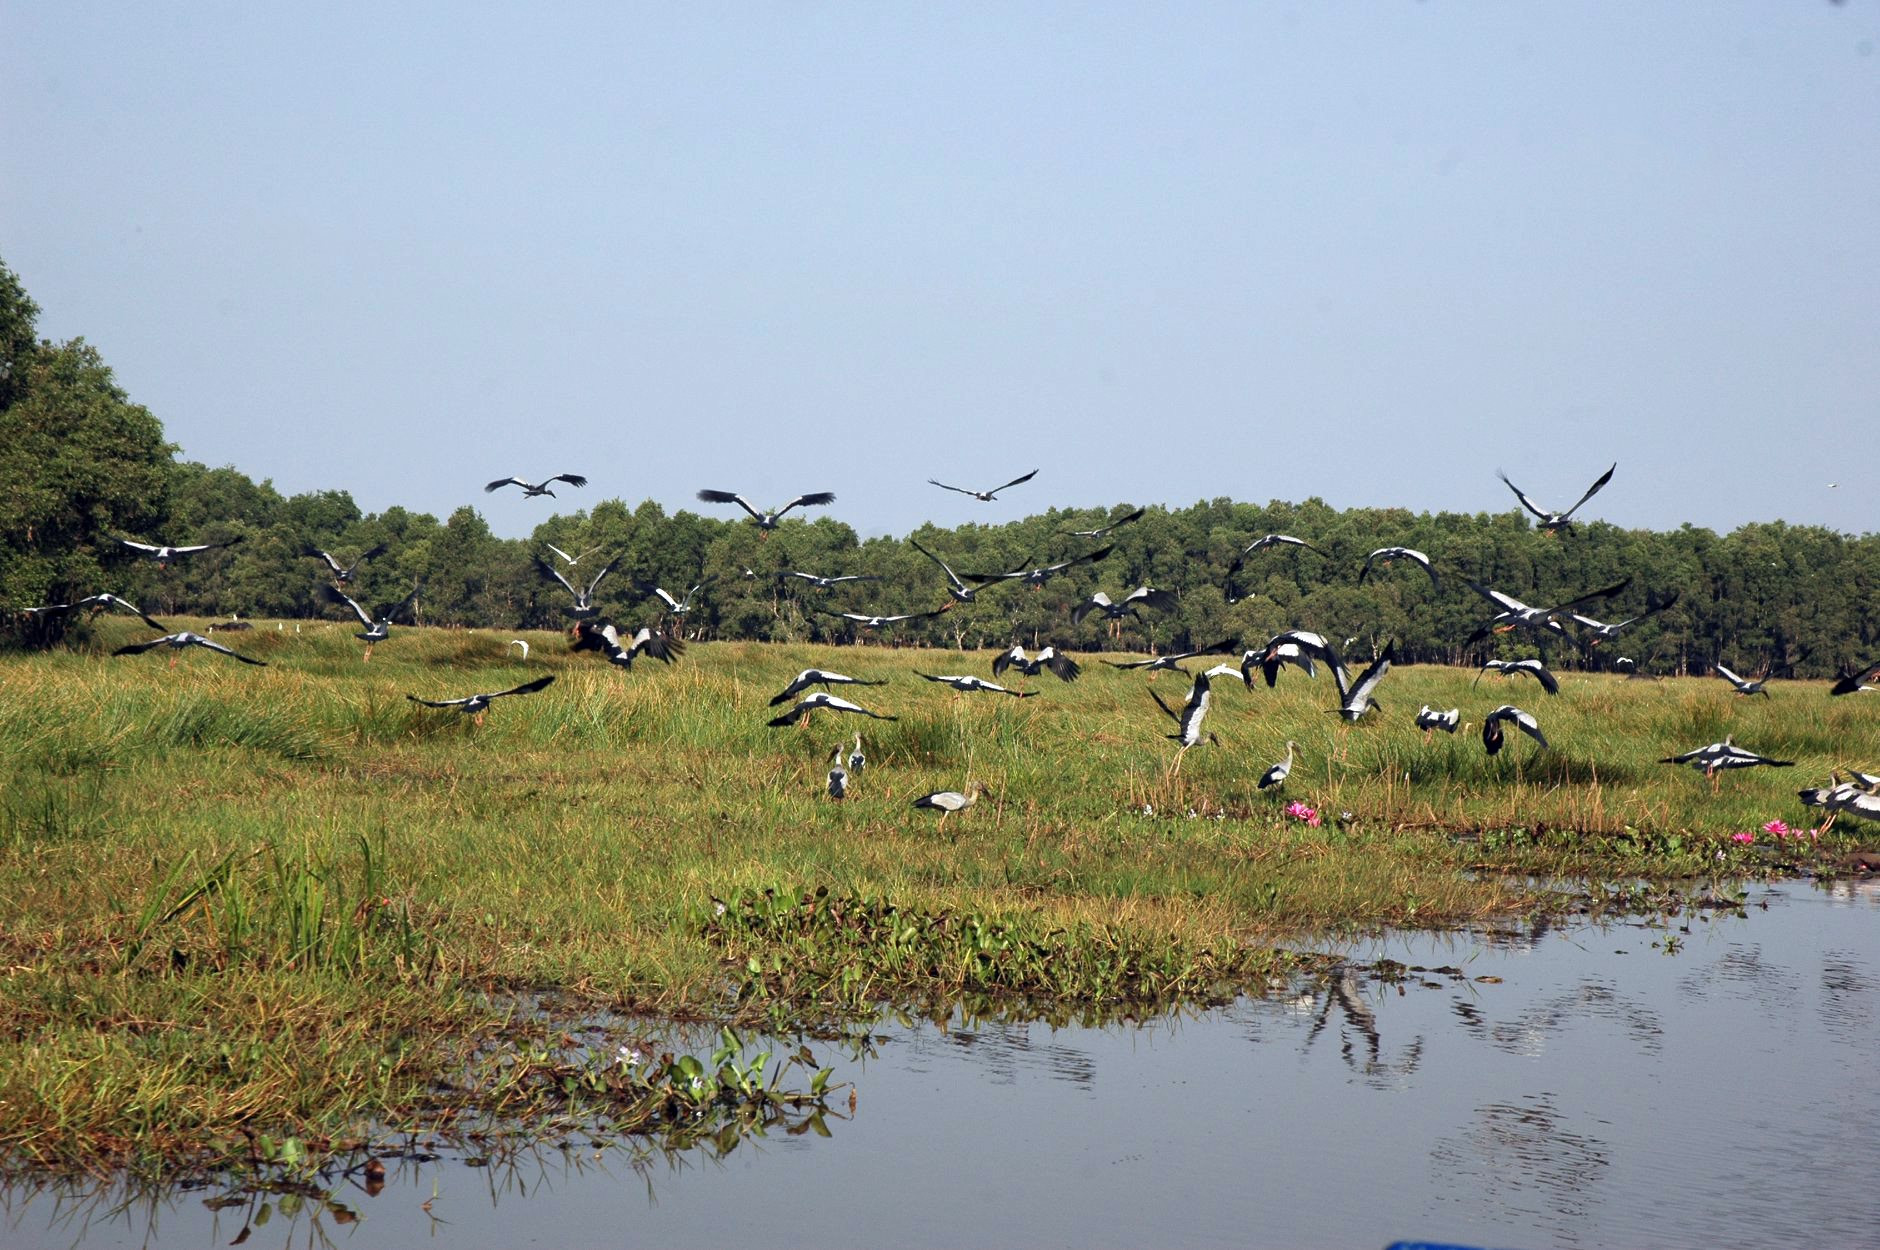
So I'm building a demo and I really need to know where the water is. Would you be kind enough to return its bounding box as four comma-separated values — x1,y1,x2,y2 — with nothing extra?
9,879,1879,1249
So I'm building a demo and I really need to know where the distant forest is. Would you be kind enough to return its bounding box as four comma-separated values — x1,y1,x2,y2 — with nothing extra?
4,256,1876,675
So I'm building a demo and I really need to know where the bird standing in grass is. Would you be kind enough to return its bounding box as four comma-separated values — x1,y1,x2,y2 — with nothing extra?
849,733,866,774
1150,671,1220,758
913,782,991,826
828,748,849,799
1258,741,1299,790
407,675,556,725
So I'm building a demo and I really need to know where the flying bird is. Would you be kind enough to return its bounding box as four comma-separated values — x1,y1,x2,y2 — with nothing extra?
1149,671,1220,750
1331,642,1394,722
1358,547,1439,590
1565,591,1680,648
816,607,946,630
1071,587,1178,628
1475,657,1561,695
1798,775,1880,828
568,620,683,669
544,543,604,567
1416,706,1460,738
407,674,556,723
1246,631,1348,690
1062,507,1146,539
768,668,888,706
1462,579,1630,646
909,538,979,605
1257,740,1299,790
509,639,530,660
1714,662,1778,698
23,592,165,631
992,644,1080,682
302,543,386,585
534,555,619,619
322,582,422,658
766,691,898,729
641,582,704,619
1105,640,1239,678
113,631,267,667
926,468,1038,502
1498,462,1616,532
695,489,836,534
962,545,1114,589
1829,658,1880,696
1482,705,1548,756
917,673,1038,698
1660,735,1794,788
1241,534,1321,556
117,536,244,567
781,570,883,591
485,474,588,498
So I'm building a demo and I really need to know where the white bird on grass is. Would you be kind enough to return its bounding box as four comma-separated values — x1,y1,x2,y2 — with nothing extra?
1149,671,1220,752
509,639,530,660
1258,740,1299,791
912,781,992,825
828,748,849,800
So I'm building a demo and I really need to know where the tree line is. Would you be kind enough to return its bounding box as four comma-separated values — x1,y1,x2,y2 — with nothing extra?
4,256,1876,675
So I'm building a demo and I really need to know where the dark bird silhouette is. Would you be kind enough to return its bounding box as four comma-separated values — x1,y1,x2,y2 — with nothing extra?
569,620,683,669
992,644,1080,682
1062,507,1146,539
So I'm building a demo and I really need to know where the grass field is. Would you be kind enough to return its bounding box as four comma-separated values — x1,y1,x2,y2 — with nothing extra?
2,617,1874,1173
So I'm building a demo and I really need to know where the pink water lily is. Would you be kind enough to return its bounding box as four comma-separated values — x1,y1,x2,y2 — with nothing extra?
1285,800,1321,827
1762,819,1791,838
1731,831,1755,844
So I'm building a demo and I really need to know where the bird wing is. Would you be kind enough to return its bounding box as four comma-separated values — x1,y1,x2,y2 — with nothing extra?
384,583,423,624
1715,663,1747,686
1509,708,1549,748
534,556,580,598
190,634,262,663
776,492,837,518
485,477,525,493
112,635,176,656
1344,643,1395,707
1497,472,1553,522
583,557,620,597
117,538,164,554
305,547,344,574
1543,579,1632,615
320,584,374,628
490,674,557,700
1560,463,1616,519
548,474,589,489
927,479,978,496
1129,587,1179,613
1147,687,1182,727
97,594,167,630
910,539,969,592
1052,543,1114,573
988,468,1040,495
407,693,471,708
1464,581,1529,615
697,490,764,521
356,543,388,565
546,543,574,564
1527,662,1561,695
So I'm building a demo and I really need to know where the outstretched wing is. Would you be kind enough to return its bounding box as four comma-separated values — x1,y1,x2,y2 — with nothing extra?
775,491,837,518
112,635,175,656
987,468,1039,496
320,584,375,628
697,490,764,521
927,479,978,496
547,474,589,489
490,674,557,700
583,557,620,597
406,693,470,708
1560,462,1617,520
303,546,345,574
485,477,525,493
1497,471,1553,522
533,556,581,599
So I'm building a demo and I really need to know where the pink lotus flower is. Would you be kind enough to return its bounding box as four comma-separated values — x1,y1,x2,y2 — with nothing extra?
1731,831,1755,844
1285,801,1321,827
1762,819,1791,838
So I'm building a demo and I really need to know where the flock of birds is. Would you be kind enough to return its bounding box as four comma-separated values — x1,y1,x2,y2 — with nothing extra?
23,463,1880,826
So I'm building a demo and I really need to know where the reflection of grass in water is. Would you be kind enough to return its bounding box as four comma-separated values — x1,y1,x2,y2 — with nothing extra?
1,618,1874,1173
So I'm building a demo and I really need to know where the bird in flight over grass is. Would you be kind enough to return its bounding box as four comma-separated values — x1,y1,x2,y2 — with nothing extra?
24,592,166,631
1482,705,1548,756
486,473,587,498
993,644,1081,682
766,691,898,729
303,543,386,585
113,631,267,667
1071,586,1179,628
909,538,979,605
917,672,1038,698
407,674,555,724
1462,579,1630,646
1331,642,1394,722
1475,657,1561,695
1150,671,1221,755
1416,706,1460,738
569,620,683,669
963,545,1113,589
1246,631,1348,690
1358,547,1439,590
117,536,244,568
1106,640,1238,679
1566,591,1679,649
322,582,422,659
1714,661,1782,698
1660,735,1793,790
927,468,1038,502
816,607,946,630
696,489,835,536
768,668,888,706
1498,462,1615,532
781,570,883,591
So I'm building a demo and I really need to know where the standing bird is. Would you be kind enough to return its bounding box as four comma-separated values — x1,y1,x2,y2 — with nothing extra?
113,631,267,667
827,747,849,800
303,543,386,585
926,468,1039,502
1258,740,1299,790
1331,642,1394,722
963,545,1114,590
1061,507,1146,539
1416,706,1460,739
917,672,1038,698
117,536,244,568
407,675,555,725
533,555,618,620
849,733,866,773
909,538,979,605
912,782,991,825
1482,705,1549,756
1475,657,1561,695
568,620,683,669
769,668,888,706
322,582,422,659
23,592,166,631
767,691,898,729
1149,671,1220,752
485,474,588,498
695,489,836,536
1358,547,1440,590
1498,462,1616,533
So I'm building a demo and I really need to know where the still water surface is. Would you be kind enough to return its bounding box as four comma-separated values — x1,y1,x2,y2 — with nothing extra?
10,879,1878,1249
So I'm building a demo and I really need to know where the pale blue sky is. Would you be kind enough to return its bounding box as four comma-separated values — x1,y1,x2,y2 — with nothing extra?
4,4,1876,539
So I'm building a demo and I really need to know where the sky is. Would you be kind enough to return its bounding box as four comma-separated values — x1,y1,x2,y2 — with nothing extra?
3,4,1876,541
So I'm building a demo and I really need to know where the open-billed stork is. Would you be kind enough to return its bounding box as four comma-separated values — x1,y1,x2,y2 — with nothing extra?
1498,462,1615,532
486,473,587,498
322,581,422,659
113,631,267,667
1475,657,1561,695
767,691,898,729
407,674,555,724
695,489,835,536
118,536,244,568
926,468,1038,502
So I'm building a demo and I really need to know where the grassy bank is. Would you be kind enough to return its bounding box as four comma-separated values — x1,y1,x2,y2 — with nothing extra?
2,618,1873,1173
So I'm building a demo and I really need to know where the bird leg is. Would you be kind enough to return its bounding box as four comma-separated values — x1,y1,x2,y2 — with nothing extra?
473,711,486,727
364,645,374,661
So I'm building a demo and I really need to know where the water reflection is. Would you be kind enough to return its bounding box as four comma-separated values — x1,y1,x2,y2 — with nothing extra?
7,880,1878,1250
